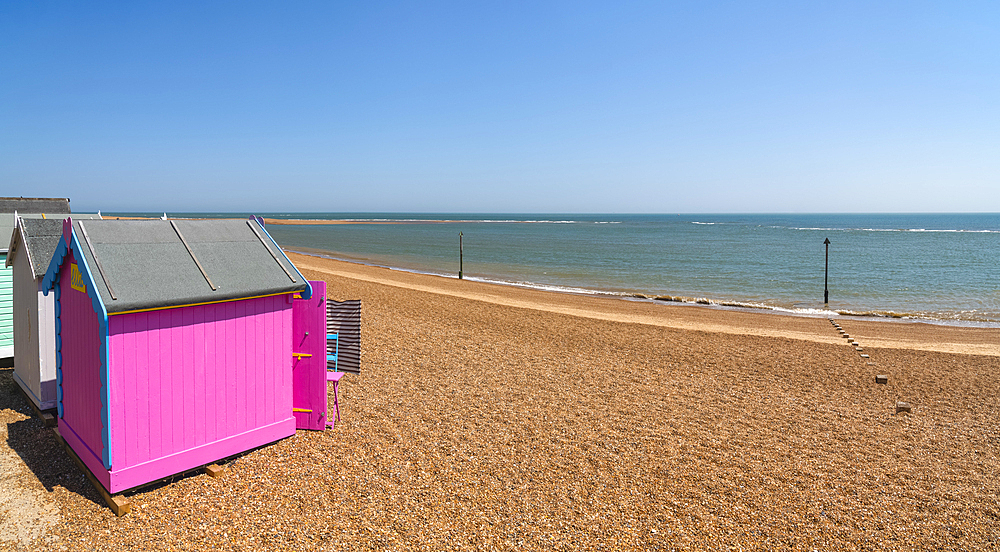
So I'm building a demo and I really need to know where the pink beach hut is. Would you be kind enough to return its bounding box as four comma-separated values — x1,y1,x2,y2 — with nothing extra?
41,217,314,494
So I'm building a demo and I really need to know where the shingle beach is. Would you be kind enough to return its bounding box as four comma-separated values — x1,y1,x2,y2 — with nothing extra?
1,252,998,550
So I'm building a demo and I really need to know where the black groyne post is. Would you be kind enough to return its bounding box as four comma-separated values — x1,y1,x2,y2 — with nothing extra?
459,232,464,280
824,237,831,305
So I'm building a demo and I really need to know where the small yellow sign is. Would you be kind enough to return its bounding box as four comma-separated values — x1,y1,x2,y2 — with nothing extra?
70,263,87,293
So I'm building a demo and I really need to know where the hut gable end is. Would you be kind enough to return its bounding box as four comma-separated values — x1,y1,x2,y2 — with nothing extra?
15,219,64,278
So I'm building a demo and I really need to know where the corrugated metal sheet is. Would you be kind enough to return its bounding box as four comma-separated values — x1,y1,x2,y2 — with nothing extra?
327,299,360,374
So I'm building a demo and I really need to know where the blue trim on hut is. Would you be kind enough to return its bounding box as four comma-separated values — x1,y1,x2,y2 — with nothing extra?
44,226,113,469
253,216,313,301
45,234,67,419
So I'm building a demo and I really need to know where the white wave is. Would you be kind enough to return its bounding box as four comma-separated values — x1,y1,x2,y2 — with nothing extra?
786,227,838,231
905,228,999,233
464,276,627,296
784,226,999,233
769,306,840,316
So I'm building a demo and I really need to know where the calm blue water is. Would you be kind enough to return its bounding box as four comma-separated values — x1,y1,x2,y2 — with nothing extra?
111,213,1000,326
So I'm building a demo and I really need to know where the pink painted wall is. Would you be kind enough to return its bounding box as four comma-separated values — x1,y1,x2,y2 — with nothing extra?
293,281,328,430
58,248,105,463
107,293,295,472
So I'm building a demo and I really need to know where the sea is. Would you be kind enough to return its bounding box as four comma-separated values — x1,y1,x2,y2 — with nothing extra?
112,213,1000,327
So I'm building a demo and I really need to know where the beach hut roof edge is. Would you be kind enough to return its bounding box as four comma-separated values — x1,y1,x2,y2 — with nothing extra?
5,218,64,277
1,212,100,255
42,218,311,313
0,197,71,214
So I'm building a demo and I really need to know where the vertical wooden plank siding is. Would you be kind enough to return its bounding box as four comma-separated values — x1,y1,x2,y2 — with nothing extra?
148,319,162,462
122,311,137,468
34,279,58,408
0,255,13,355
279,295,291,422
12,242,42,405
263,298,272,423
182,306,195,452
253,298,262,426
292,281,328,430
169,308,184,454
107,295,294,470
193,304,206,450
253,298,263,429
204,306,216,445
58,249,105,461
137,313,151,463
234,299,246,435
156,311,172,459
109,311,125,469
225,301,237,438
212,304,224,443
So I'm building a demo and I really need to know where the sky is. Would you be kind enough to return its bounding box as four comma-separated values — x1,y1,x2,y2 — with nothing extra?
2,1,998,213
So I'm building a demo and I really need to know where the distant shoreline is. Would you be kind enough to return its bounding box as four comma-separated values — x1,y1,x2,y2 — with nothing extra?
288,250,1000,354
263,218,452,225
286,249,1000,344
285,246,1000,330
103,217,501,225
93,214,1000,327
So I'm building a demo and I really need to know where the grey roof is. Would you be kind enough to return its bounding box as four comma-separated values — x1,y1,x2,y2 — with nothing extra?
1,213,101,254
67,218,308,314
0,197,71,214
17,219,64,278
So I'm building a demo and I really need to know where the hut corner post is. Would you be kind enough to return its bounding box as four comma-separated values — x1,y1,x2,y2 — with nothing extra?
53,428,130,516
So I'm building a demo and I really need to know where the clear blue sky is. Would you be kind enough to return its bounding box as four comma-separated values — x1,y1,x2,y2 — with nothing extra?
2,2,998,213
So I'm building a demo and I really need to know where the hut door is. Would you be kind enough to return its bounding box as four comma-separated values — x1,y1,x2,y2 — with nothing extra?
292,281,328,430
326,299,361,373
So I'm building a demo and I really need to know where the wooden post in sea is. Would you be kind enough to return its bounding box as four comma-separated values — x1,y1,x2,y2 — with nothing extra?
824,238,831,305
459,232,464,280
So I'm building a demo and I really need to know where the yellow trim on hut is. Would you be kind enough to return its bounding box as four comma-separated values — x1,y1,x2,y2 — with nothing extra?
108,290,298,316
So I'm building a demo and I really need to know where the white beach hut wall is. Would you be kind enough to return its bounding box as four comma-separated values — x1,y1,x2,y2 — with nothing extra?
0,198,74,360
6,217,63,409
6,214,102,410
